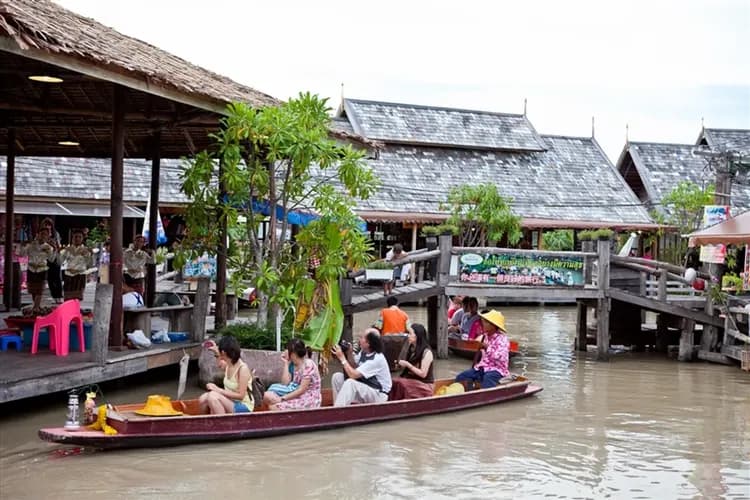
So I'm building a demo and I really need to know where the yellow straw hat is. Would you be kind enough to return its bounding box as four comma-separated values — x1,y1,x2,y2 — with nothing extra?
135,395,183,417
479,310,507,332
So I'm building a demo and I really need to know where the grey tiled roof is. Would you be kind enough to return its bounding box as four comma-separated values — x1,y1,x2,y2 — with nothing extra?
698,128,750,153
624,142,750,213
0,157,188,204
342,99,547,152
339,135,652,224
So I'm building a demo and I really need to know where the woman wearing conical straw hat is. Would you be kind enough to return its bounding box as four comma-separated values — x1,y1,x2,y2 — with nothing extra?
454,310,510,390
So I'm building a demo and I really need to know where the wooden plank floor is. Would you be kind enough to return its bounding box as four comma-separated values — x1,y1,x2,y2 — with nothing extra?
0,342,201,404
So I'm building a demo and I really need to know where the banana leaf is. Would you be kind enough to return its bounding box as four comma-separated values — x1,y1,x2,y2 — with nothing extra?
303,280,344,351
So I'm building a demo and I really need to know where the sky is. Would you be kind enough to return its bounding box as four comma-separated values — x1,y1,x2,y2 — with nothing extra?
56,0,750,163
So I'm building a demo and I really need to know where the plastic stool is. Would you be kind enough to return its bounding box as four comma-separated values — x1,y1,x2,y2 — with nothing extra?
0,334,23,352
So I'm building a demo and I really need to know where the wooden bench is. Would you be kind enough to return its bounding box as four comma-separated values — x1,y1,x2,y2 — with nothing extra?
123,304,194,339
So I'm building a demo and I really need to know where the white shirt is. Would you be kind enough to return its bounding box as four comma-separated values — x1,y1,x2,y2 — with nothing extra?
123,291,144,308
354,351,392,393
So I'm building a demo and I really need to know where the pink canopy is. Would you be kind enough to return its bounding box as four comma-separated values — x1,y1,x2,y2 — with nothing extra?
687,211,750,246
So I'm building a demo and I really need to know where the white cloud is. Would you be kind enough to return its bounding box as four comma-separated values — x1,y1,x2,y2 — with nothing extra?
55,0,750,160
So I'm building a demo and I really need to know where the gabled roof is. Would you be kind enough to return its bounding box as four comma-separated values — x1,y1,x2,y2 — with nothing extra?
618,141,750,213
696,128,750,153
0,0,279,110
342,133,652,226
0,157,188,205
341,98,547,152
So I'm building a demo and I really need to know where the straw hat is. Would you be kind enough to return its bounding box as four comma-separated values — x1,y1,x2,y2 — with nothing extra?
479,310,507,332
135,395,183,417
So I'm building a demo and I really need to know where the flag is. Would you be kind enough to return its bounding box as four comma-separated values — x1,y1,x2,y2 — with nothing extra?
142,198,167,245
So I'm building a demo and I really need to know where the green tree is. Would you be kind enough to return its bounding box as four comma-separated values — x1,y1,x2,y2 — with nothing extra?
180,93,378,329
440,184,522,247
654,180,715,234
542,230,573,251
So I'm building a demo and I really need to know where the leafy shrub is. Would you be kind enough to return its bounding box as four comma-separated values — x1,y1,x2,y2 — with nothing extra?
216,322,296,350
578,230,595,241
368,260,393,269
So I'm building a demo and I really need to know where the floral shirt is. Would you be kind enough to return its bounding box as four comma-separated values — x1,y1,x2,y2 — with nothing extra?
20,240,55,273
275,358,322,410
475,332,510,377
61,244,92,276
123,245,153,278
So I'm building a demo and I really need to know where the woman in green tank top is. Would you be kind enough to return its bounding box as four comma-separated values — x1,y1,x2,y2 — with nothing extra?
200,336,254,414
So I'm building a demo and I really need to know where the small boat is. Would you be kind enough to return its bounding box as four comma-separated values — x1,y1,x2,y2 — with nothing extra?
448,336,520,360
39,377,542,449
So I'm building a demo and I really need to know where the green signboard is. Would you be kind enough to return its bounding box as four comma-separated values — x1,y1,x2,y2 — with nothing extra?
458,252,584,286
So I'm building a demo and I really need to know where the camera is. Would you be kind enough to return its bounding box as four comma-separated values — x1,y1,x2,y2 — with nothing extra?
338,340,352,353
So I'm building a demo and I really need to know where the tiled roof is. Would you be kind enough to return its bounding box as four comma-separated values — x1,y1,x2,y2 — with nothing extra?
622,142,750,213
0,157,188,205
698,128,750,153
342,99,547,152
333,134,652,225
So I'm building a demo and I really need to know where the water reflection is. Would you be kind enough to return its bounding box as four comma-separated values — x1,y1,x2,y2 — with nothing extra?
1,306,748,499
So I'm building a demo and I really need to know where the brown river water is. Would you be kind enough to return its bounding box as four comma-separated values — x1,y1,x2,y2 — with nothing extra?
1,306,748,499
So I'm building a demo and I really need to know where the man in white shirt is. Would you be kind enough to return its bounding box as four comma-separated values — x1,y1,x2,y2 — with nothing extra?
331,330,392,406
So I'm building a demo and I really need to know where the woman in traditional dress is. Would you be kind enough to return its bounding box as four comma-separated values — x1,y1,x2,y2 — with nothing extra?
389,323,434,400
60,229,92,301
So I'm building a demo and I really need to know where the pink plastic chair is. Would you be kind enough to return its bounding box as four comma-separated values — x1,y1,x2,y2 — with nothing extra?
31,299,85,356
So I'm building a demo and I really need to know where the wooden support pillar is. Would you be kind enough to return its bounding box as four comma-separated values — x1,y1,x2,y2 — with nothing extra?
3,129,15,310
658,270,667,302
340,277,353,342
109,85,126,348
582,240,594,285
700,282,718,352
427,295,438,350
436,233,452,359
655,313,669,353
215,159,227,330
576,300,588,351
679,318,695,362
411,224,418,252
193,277,210,341
596,238,611,361
146,131,161,307
92,283,113,364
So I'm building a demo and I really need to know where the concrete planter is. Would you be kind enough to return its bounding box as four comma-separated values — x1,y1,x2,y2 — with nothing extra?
365,268,393,281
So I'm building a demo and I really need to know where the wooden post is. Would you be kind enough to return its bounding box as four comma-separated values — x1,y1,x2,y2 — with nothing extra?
576,300,588,351
92,283,113,364
436,233,452,359
596,238,611,361
679,318,695,361
215,158,227,330
108,85,126,349
411,224,418,252
427,295,438,350
340,277,353,342
658,270,667,302
701,282,718,352
192,277,210,341
582,240,594,285
145,131,161,307
655,313,669,353
3,129,15,310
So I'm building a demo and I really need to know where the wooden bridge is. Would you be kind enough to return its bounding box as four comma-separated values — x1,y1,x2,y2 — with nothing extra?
341,235,748,367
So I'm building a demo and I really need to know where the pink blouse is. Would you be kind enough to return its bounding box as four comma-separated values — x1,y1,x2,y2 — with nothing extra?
475,332,509,377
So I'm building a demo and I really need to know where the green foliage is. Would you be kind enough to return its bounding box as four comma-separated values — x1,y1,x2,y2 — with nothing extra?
439,184,521,247
420,225,440,237
179,93,378,325
217,322,296,350
367,260,394,270
593,229,614,240
659,180,715,234
87,220,109,246
154,247,168,265
577,230,595,241
542,230,573,251
722,272,744,292
421,224,459,237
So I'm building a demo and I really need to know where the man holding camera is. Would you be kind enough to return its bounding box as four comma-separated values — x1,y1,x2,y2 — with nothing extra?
330,329,392,406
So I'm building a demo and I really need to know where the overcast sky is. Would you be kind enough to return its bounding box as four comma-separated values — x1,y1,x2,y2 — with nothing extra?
57,0,749,162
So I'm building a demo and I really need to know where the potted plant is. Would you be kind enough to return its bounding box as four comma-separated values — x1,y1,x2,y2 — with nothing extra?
420,225,440,250
364,259,394,281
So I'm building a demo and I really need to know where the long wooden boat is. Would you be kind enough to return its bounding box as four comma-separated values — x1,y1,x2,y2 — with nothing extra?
39,377,541,450
448,336,520,360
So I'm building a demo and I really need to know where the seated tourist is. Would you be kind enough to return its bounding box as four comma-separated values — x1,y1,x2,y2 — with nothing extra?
447,295,464,321
263,340,299,402
454,310,510,390
199,336,254,414
389,323,434,400
122,275,144,308
374,296,410,335
264,339,321,411
447,296,479,338
331,330,392,406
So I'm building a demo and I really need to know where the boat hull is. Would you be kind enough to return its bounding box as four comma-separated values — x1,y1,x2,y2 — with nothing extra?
39,380,541,449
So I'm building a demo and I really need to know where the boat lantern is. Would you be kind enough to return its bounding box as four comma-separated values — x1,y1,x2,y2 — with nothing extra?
64,392,81,431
